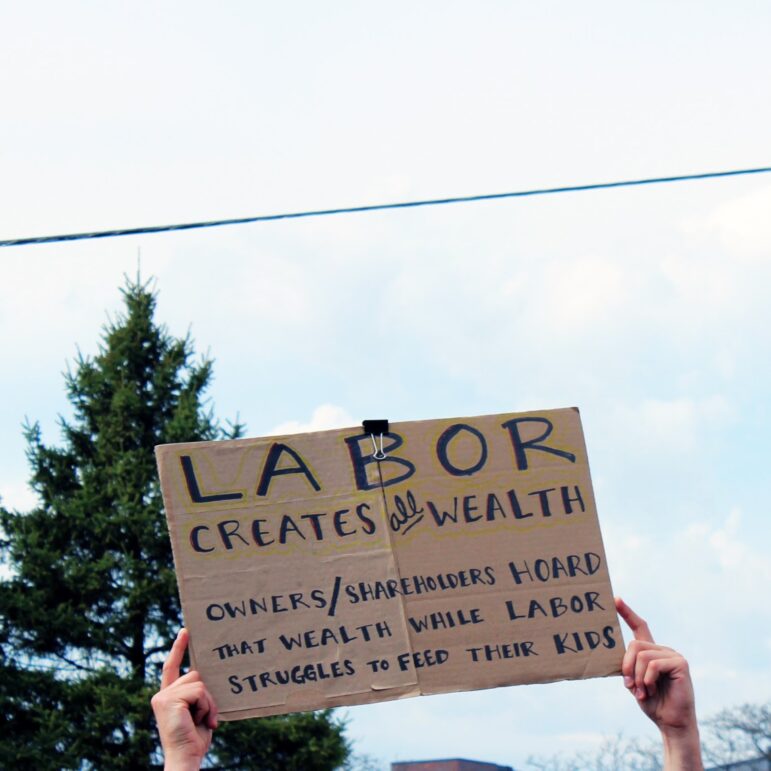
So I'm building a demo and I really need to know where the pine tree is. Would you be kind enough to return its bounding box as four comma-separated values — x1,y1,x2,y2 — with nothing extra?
0,279,349,770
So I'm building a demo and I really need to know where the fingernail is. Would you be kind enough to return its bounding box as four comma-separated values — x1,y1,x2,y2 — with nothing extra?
636,686,645,699
623,676,633,688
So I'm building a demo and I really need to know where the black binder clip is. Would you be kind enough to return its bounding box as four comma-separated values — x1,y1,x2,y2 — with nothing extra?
362,419,389,460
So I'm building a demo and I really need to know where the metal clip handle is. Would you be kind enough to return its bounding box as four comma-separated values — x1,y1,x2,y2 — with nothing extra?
362,419,389,460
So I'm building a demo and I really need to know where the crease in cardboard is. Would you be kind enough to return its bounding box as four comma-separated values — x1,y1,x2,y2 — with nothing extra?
372,460,424,694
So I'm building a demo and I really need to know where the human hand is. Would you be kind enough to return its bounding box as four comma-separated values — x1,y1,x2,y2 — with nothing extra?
616,597,703,770
151,628,218,771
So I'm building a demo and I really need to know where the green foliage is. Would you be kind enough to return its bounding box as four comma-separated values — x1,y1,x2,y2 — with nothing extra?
0,278,349,770
211,711,349,770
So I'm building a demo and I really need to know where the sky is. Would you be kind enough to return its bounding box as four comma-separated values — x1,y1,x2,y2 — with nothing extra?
1,1,770,768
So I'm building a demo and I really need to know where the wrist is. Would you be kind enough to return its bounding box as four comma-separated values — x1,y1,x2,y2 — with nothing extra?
660,724,703,771
163,751,202,771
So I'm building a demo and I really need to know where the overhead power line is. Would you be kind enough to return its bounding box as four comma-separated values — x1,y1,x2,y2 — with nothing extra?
2,165,770,248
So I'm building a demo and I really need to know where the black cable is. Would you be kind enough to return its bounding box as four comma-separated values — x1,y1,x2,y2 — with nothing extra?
2,165,770,248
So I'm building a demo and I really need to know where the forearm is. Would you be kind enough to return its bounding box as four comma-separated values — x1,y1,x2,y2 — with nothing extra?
661,725,704,771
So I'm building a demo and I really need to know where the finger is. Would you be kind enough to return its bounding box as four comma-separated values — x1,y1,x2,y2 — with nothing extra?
634,648,676,698
172,680,215,729
161,628,189,689
166,670,202,692
615,597,655,643
192,698,210,727
634,650,651,699
208,694,219,730
190,686,214,727
621,639,665,686
642,657,673,700
643,654,686,700
621,642,636,689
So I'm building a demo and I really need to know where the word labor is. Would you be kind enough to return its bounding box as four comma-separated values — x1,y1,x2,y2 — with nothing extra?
178,416,577,505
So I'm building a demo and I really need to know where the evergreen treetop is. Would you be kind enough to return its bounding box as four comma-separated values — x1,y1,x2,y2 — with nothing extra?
0,278,348,770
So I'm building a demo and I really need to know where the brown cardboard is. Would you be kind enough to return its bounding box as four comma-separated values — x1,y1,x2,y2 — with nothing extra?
155,408,623,720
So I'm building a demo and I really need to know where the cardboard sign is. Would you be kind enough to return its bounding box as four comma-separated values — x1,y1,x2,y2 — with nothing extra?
155,408,623,721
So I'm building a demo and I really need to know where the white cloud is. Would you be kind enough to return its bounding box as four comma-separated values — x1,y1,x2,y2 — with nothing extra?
208,251,315,326
0,480,38,512
269,404,355,435
610,506,771,611
526,254,633,337
604,506,771,715
682,508,771,608
0,245,144,366
611,395,735,454
690,183,771,262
